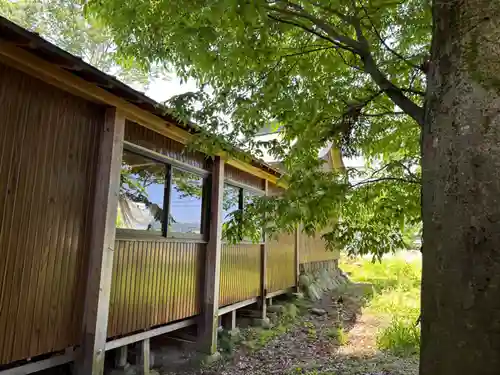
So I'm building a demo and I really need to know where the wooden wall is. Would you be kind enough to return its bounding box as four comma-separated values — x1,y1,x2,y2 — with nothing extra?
219,244,261,306
108,240,204,338
0,63,102,364
299,232,339,264
267,233,296,293
125,121,208,170
225,164,264,190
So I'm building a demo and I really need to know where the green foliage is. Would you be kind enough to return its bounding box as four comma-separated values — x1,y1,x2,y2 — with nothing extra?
326,327,348,345
0,0,163,89
86,0,431,256
342,254,421,357
377,317,420,357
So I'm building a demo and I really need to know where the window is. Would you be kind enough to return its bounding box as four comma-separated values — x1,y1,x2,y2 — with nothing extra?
222,183,264,242
116,149,207,238
117,151,166,232
169,169,204,234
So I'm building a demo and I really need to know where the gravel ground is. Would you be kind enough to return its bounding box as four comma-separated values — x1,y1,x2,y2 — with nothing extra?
161,284,418,375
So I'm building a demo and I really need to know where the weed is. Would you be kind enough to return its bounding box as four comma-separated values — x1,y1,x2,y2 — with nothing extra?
377,317,420,357
325,327,348,346
341,253,421,358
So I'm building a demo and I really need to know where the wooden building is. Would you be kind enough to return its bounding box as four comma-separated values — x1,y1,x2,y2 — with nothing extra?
0,16,338,374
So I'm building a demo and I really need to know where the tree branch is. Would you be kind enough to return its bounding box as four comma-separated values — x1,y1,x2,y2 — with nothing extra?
360,111,406,117
264,3,366,53
351,177,421,188
361,53,425,126
358,2,423,72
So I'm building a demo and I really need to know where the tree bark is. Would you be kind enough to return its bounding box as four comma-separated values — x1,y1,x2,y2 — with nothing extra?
421,0,500,374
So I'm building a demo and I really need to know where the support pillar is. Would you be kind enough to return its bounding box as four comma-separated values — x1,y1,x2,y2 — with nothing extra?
140,339,150,375
199,156,224,354
259,180,269,319
295,225,300,291
115,346,128,368
76,108,125,375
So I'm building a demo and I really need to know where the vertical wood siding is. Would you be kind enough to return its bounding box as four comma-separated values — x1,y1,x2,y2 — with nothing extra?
0,63,101,364
107,239,204,338
267,233,296,293
299,232,339,264
219,244,261,306
124,121,208,170
225,165,264,190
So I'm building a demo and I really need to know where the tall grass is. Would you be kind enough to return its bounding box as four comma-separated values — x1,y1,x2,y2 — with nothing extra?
341,253,421,357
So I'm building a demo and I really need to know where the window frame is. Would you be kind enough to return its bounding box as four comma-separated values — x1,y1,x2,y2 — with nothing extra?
116,142,210,241
222,178,265,245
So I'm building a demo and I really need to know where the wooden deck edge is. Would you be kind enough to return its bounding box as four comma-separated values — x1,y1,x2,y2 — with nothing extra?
266,288,294,299
0,348,75,375
217,297,259,316
105,318,198,351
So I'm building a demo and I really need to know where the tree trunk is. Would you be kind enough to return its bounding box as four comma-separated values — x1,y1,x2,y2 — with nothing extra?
421,0,500,374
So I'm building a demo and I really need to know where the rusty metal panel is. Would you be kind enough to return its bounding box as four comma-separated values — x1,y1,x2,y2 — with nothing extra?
299,231,339,265
219,244,261,306
108,239,204,338
0,63,101,364
124,121,208,170
225,165,264,190
267,233,296,293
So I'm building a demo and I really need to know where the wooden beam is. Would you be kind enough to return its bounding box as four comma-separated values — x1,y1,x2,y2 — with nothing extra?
75,108,125,375
259,180,269,319
140,339,150,375
217,297,258,316
105,318,197,351
295,225,300,291
0,42,285,186
115,346,128,368
0,349,75,375
199,156,224,354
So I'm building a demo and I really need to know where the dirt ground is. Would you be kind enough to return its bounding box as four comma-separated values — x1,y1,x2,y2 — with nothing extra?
162,284,419,375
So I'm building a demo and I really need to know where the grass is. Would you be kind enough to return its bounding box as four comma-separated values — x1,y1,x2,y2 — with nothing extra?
341,252,421,358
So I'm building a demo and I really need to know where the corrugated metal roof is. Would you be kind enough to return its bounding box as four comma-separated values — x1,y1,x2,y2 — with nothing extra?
0,15,282,178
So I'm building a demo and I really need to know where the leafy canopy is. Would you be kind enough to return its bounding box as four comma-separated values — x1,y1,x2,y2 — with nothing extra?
0,0,165,89
88,0,430,258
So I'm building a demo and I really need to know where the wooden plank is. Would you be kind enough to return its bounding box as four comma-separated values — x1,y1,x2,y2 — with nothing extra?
295,225,300,291
140,339,150,375
217,297,258,316
199,156,224,354
105,318,197,352
259,180,269,319
75,108,125,375
0,42,284,187
0,349,75,375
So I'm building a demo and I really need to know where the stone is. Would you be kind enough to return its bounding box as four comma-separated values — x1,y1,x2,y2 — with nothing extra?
267,304,285,313
202,351,222,365
253,317,272,329
228,327,240,338
310,308,327,316
292,292,305,300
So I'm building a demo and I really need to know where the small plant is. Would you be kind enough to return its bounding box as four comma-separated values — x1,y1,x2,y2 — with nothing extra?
326,327,348,345
377,317,420,357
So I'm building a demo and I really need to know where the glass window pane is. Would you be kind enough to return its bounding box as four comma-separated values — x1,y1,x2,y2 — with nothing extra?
223,184,241,223
222,184,241,240
243,190,262,241
169,169,204,234
117,151,165,231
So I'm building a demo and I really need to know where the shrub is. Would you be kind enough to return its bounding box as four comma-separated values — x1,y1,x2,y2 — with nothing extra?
377,317,420,357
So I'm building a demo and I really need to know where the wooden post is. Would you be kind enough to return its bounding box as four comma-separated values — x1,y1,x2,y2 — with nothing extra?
76,108,125,375
199,156,224,354
259,180,269,319
115,346,128,368
140,339,151,375
295,225,300,291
